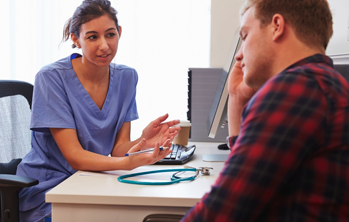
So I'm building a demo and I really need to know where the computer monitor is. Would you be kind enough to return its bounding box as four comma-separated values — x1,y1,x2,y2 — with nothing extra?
204,32,242,162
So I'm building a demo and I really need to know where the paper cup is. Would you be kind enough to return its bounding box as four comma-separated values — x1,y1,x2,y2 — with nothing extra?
173,120,191,146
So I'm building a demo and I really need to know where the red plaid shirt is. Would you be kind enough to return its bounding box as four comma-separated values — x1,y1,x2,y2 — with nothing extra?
182,54,349,222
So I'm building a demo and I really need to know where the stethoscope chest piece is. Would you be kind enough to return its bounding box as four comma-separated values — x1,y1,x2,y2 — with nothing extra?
198,167,214,175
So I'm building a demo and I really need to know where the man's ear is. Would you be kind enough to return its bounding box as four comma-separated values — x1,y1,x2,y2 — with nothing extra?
271,14,285,42
71,33,80,48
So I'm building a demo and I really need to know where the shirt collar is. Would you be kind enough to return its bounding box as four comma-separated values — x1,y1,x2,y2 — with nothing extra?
285,53,334,71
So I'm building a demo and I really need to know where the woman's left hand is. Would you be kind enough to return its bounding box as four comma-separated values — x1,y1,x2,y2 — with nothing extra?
141,114,180,148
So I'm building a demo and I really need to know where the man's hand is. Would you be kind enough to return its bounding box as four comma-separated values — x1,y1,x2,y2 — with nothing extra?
228,60,257,105
227,60,257,136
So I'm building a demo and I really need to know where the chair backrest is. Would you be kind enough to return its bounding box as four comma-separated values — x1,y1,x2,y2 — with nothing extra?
0,81,33,163
334,64,349,83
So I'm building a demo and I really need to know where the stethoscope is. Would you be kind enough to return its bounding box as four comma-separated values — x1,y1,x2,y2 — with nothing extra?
117,166,213,185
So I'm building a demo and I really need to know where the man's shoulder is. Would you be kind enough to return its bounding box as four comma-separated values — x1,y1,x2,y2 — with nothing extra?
255,60,349,109
285,61,349,92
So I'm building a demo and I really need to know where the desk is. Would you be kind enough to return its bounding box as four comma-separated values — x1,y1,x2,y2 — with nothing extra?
46,142,229,222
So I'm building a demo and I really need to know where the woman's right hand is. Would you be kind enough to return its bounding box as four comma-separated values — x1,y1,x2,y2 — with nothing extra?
124,139,172,170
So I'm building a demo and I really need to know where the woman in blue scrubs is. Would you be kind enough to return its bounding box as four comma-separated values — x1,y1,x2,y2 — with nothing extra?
16,0,179,221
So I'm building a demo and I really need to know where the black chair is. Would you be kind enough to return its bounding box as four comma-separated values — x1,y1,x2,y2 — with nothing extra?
143,214,184,222
334,64,349,83
0,80,38,222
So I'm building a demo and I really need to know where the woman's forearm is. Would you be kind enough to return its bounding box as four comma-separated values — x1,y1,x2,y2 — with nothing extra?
111,138,141,157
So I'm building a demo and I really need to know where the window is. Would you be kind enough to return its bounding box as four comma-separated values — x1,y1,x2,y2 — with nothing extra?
0,0,211,138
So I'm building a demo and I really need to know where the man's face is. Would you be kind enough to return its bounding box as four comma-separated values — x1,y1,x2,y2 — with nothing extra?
236,7,274,89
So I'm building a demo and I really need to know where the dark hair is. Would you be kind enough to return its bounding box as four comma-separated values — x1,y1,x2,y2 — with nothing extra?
62,0,120,48
241,0,333,51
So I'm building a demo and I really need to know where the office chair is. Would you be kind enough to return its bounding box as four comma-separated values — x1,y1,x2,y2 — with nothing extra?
0,80,39,222
334,64,349,83
143,214,184,222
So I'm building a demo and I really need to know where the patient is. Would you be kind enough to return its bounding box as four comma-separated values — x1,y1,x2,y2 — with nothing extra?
182,0,349,221
16,0,179,221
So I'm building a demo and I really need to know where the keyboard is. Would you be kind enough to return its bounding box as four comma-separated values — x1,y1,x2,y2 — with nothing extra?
155,144,196,165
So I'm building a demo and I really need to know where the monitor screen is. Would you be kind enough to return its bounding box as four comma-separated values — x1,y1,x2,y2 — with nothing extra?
207,31,242,139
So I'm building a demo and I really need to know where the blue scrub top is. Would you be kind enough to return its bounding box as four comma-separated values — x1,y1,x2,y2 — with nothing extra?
16,54,139,218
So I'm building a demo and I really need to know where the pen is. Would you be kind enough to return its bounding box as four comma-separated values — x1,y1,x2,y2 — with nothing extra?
125,146,170,157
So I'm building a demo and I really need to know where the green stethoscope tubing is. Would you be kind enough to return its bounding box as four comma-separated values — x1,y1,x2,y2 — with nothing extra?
117,168,198,185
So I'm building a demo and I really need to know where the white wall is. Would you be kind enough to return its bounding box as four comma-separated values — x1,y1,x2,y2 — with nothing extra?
210,0,245,67
210,0,349,67
326,0,349,56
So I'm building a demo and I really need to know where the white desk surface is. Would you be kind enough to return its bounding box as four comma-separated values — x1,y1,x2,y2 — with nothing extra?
46,142,229,221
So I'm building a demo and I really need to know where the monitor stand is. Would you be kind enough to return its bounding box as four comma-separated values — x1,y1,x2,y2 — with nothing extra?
202,143,230,162
202,154,229,162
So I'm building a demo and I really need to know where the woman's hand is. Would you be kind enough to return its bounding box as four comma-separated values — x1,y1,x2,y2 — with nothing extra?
125,139,173,169
141,114,180,148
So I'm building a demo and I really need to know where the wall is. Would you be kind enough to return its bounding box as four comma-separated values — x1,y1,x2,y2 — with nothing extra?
210,0,245,67
326,0,349,56
210,0,349,67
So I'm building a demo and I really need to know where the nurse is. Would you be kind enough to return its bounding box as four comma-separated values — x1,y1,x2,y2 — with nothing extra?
16,0,179,221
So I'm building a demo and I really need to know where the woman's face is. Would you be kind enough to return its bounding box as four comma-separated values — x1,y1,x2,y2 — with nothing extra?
72,14,121,69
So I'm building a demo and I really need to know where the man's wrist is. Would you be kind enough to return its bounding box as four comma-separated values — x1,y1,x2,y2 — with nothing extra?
226,135,238,149
228,95,246,136
229,94,250,107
